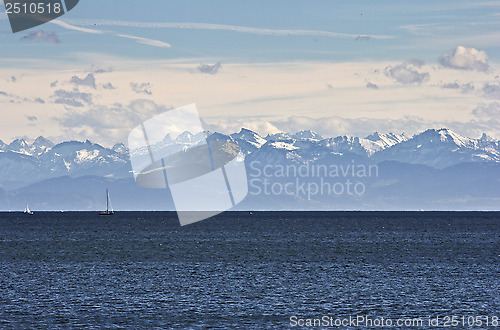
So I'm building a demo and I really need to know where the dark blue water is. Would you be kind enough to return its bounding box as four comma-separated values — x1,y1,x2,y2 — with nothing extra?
0,212,498,328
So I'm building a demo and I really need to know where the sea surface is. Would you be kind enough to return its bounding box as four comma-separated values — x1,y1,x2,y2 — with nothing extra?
0,212,498,329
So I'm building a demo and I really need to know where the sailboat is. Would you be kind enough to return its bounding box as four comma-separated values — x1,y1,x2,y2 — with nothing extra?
24,203,34,215
98,189,114,216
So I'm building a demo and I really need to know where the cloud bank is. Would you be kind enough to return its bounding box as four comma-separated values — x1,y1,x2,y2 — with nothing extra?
57,100,170,142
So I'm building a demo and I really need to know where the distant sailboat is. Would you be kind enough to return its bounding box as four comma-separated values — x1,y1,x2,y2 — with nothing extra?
24,203,34,215
98,189,114,216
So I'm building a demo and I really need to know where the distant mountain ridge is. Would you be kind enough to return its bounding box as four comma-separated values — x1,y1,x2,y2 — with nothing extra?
0,127,499,211
0,128,499,188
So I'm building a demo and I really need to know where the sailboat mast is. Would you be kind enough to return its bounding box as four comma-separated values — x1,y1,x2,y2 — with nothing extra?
106,189,109,212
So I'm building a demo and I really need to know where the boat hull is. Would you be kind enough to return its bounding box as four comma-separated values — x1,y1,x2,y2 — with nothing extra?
98,212,114,216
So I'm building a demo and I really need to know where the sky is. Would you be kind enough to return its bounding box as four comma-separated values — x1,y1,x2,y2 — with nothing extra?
0,0,499,146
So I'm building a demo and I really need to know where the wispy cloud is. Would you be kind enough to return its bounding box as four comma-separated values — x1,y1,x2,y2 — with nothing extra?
66,19,395,40
0,90,45,104
355,35,372,41
399,23,443,36
116,34,171,48
50,20,102,34
49,19,172,49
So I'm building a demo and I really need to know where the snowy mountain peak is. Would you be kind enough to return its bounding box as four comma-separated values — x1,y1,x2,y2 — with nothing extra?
418,128,475,148
112,143,128,154
365,131,408,145
292,130,323,140
9,138,28,147
266,132,294,142
362,131,409,155
269,141,299,151
31,136,54,156
480,133,494,142
231,128,267,148
33,136,53,147
162,133,174,144
175,131,194,143
207,132,233,142
6,138,30,155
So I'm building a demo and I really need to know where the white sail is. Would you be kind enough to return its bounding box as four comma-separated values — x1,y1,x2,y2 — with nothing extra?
24,203,33,215
99,189,114,215
107,190,114,212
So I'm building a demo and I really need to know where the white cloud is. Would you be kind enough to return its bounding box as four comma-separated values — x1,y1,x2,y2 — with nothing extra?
57,100,170,143
0,90,45,104
482,83,500,99
88,65,113,74
366,82,378,89
472,102,500,117
384,60,430,85
0,59,495,145
206,113,500,141
441,81,475,94
21,30,60,43
203,118,281,137
52,90,93,107
205,115,480,140
442,82,460,89
70,73,96,89
439,46,489,72
197,62,222,75
130,82,152,95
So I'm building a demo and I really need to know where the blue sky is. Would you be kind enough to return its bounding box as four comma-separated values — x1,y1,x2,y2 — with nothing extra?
1,0,499,62
0,0,499,145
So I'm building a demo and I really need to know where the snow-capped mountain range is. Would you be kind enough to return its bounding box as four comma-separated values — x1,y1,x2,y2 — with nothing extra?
1,127,499,188
0,127,499,211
